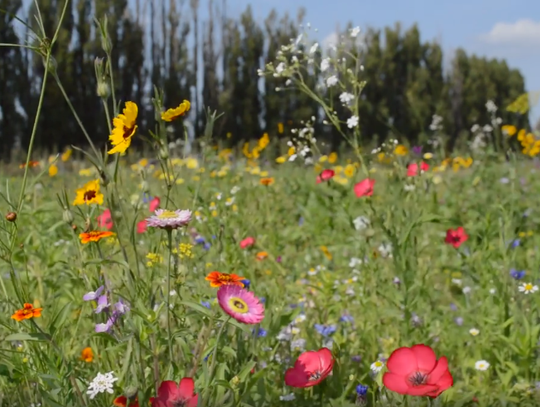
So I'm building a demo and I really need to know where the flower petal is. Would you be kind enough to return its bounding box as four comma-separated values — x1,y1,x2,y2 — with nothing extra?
177,378,195,399
411,344,437,373
428,356,449,383
382,372,410,395
157,380,179,401
386,347,417,376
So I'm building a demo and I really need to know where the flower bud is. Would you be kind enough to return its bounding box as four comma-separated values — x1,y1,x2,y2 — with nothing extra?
63,209,74,224
159,147,169,160
141,181,150,193
5,212,17,222
96,80,110,99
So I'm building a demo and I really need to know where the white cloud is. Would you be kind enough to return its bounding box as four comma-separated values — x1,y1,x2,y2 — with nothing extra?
480,19,540,46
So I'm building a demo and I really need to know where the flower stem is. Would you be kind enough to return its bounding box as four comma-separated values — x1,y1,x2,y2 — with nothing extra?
202,316,231,407
166,229,174,363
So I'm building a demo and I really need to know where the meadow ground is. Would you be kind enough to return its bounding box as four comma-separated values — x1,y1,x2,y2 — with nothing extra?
1,148,540,407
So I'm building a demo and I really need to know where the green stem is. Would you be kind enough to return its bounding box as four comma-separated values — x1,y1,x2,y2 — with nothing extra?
166,229,174,363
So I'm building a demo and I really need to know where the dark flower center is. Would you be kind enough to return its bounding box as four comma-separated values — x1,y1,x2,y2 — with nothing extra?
308,371,322,381
84,190,97,201
408,371,428,386
123,125,135,139
233,300,245,309
171,400,187,407
451,235,461,243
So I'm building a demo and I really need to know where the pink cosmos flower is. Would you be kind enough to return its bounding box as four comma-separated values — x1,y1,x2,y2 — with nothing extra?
97,209,113,230
316,169,335,184
285,348,334,388
150,378,198,407
217,285,264,324
146,209,191,230
407,162,429,177
240,236,255,249
383,344,453,398
354,178,375,197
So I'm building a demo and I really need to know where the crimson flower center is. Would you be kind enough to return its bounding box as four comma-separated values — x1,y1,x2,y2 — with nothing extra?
84,190,97,201
408,371,429,386
308,371,322,381
451,235,461,243
123,125,135,139
171,399,187,407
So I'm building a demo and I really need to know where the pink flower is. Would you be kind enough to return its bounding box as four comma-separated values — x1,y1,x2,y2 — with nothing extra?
149,197,161,212
146,209,191,230
240,237,255,249
285,348,334,388
354,178,375,197
383,344,453,398
97,209,113,230
136,220,147,234
217,285,264,324
150,378,198,407
316,169,335,184
407,162,429,177
445,227,468,248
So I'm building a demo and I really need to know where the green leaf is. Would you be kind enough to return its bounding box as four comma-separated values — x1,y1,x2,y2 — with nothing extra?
181,301,213,318
4,332,50,342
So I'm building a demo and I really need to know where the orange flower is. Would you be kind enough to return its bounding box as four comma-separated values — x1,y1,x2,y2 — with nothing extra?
256,251,268,261
113,396,139,407
81,347,94,362
205,271,246,288
260,177,275,186
79,231,115,244
19,161,39,169
11,303,43,322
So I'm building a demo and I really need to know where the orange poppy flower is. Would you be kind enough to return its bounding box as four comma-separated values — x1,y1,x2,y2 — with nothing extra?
80,347,94,362
113,396,139,407
11,303,43,321
260,177,275,186
256,251,268,261
79,231,115,244
19,161,39,169
205,271,246,288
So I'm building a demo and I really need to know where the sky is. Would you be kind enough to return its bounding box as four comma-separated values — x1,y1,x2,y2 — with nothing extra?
225,0,540,123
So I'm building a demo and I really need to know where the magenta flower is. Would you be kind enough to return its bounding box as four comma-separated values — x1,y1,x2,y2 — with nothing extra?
146,209,192,230
83,286,104,301
217,285,264,324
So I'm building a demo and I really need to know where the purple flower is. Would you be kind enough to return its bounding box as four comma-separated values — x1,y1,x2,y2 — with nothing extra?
339,314,354,323
314,324,337,337
510,269,526,280
114,299,129,314
276,256,282,263
201,301,211,309
412,146,423,156
83,286,104,301
95,319,114,333
454,317,464,326
94,295,109,314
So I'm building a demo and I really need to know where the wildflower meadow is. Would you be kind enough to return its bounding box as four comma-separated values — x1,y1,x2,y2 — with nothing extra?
2,2,540,407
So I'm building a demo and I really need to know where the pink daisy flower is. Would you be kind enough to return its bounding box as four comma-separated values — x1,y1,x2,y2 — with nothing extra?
146,209,192,230
217,285,264,324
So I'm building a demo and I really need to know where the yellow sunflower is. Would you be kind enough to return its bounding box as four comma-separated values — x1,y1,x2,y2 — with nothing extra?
161,100,191,122
73,179,104,206
108,101,138,155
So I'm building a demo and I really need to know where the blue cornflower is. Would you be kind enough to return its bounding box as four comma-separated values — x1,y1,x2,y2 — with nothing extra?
194,236,206,244
449,303,458,311
511,239,520,248
298,217,304,226
203,242,211,251
356,384,368,396
253,328,267,338
142,193,153,204
201,301,211,309
339,315,354,323
510,269,526,280
241,279,251,289
260,297,266,303
314,324,337,337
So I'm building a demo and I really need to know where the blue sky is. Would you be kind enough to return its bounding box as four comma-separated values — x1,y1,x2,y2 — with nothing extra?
227,0,540,123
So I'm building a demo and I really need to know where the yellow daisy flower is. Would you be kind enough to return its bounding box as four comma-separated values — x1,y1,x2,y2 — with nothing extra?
108,101,138,155
161,100,191,122
73,179,104,206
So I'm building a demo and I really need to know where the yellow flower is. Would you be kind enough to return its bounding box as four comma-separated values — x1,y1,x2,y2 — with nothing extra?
258,133,270,149
432,175,442,184
333,176,349,185
186,157,199,169
108,101,138,155
328,152,338,164
73,179,103,206
378,152,392,164
394,144,408,156
517,129,527,142
177,243,194,259
278,122,284,134
49,164,58,177
243,143,252,159
146,252,163,267
276,156,286,164
320,245,333,261
344,164,355,178
319,155,328,163
287,146,296,156
502,125,517,137
176,178,185,184
333,165,343,175
226,132,232,138
161,100,190,121
423,152,433,160
61,148,72,162
314,163,323,173
260,171,269,177
251,167,261,175
192,176,200,181
79,168,94,177
211,210,218,217
217,170,228,177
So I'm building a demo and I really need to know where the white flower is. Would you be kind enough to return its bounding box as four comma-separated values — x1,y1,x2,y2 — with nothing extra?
462,286,471,294
518,282,538,294
308,267,318,276
370,360,384,373
347,115,359,128
339,92,354,104
309,43,319,54
169,290,177,296
280,393,296,401
345,287,355,296
215,192,222,200
404,184,415,192
294,314,307,324
86,372,118,399
350,26,361,38
475,360,490,371
320,58,330,72
349,257,363,268
353,216,370,231
489,288,496,295
275,62,285,75
485,100,497,113
326,75,338,87
471,124,480,133
469,328,480,336
225,197,235,206
451,278,462,286
378,243,393,258
291,338,306,351
483,124,493,133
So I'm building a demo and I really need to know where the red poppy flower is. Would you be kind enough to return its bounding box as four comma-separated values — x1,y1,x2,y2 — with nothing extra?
97,209,113,230
113,395,139,407
284,348,334,388
150,197,161,212
354,178,375,197
383,344,453,398
240,236,255,249
137,220,147,234
445,227,468,248
316,169,335,184
407,162,429,177
150,378,198,407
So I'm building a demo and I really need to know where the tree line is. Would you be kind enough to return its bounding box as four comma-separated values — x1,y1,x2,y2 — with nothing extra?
0,0,530,160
